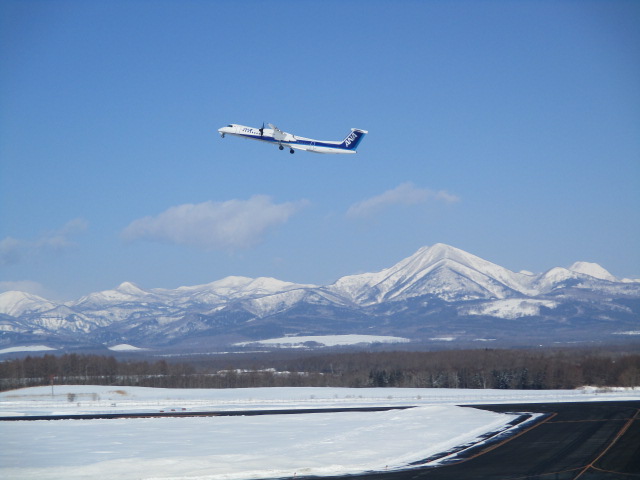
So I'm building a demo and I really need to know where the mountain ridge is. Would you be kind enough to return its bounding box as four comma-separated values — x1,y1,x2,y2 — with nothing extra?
1,243,638,350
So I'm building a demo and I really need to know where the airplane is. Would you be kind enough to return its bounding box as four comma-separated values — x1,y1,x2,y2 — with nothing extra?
218,123,368,154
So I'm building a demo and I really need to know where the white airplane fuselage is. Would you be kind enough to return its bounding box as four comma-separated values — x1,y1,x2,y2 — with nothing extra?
218,124,368,154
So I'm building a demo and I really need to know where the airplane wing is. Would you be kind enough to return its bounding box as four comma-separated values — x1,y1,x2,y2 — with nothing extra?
268,123,287,141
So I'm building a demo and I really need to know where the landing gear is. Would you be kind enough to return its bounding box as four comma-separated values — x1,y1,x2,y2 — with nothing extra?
289,148,295,154
279,145,284,150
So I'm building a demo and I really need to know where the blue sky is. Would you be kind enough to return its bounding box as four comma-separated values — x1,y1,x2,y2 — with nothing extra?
1,0,639,301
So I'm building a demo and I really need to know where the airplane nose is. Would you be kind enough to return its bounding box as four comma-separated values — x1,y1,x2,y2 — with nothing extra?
218,126,234,137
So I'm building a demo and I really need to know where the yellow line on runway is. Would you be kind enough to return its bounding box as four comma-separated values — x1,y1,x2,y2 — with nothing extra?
573,407,640,480
591,466,640,478
447,412,558,465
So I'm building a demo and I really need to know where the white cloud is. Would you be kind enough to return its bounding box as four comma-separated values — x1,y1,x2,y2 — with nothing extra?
346,182,460,218
121,195,308,250
35,218,88,250
0,218,88,266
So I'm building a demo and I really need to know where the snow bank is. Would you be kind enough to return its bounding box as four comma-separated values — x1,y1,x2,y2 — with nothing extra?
0,405,514,479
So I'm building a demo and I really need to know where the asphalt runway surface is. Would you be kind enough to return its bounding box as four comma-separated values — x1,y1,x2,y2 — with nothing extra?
348,401,640,480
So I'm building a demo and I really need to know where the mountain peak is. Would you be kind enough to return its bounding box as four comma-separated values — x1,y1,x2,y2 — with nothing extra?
331,243,534,303
426,242,457,253
568,262,617,282
211,276,255,287
0,290,55,316
413,243,460,256
411,243,477,264
176,276,312,302
116,282,146,294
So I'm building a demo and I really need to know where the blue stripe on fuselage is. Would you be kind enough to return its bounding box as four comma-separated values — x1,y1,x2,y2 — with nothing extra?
235,133,347,151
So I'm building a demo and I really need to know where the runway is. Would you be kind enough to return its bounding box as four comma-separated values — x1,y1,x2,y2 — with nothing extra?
349,401,640,480
2,399,638,478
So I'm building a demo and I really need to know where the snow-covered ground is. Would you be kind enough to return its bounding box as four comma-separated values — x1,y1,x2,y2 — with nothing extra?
1,385,639,480
0,345,57,354
107,344,147,351
235,334,411,348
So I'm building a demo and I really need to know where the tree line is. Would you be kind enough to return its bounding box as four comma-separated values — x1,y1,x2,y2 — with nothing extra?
1,347,638,392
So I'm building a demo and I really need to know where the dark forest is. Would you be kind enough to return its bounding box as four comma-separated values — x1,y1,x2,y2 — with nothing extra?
1,347,638,392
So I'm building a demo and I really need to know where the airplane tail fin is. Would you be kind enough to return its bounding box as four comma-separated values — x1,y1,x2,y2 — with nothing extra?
340,128,368,150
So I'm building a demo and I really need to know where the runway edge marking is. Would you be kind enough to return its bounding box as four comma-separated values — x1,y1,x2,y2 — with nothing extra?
460,411,558,463
578,407,640,479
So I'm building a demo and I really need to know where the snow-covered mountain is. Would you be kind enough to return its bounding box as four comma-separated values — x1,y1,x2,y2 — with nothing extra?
328,243,539,303
568,261,617,282
1,244,638,351
0,291,58,317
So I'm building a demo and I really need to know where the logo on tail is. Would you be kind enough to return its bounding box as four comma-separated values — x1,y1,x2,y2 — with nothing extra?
342,129,368,150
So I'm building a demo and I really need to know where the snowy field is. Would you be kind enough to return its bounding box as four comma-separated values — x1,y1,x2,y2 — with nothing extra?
1,386,639,480
234,334,411,348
